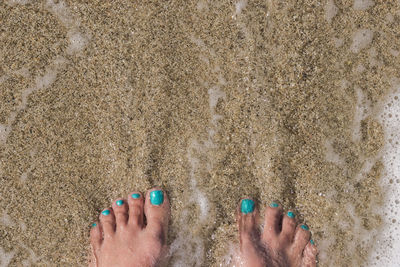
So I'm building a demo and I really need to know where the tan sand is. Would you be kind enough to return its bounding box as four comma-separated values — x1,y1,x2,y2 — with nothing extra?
1,0,400,266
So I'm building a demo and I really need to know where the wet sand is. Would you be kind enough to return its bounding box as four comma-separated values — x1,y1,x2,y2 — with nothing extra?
1,0,400,266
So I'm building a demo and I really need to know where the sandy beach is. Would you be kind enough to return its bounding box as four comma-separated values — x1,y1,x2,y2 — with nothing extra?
1,0,400,266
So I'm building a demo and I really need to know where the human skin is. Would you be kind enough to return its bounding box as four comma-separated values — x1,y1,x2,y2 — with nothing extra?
89,190,317,267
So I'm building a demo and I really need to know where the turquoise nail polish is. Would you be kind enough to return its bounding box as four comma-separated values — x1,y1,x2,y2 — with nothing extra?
92,223,97,227
270,202,279,208
116,200,124,206
301,224,309,231
287,211,295,218
150,190,164,206
241,199,255,214
131,193,140,199
310,239,315,245
102,209,110,216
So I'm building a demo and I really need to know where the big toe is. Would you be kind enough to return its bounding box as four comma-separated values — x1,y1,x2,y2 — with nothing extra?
237,198,258,245
144,187,170,243
236,198,265,267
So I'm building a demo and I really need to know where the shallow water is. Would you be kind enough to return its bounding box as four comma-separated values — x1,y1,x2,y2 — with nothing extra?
1,0,400,266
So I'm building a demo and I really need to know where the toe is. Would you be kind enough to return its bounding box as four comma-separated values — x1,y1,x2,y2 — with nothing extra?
89,222,102,266
280,211,297,243
302,241,318,267
99,208,116,239
262,202,283,240
291,224,311,256
112,198,128,229
128,192,144,228
144,187,170,243
236,198,265,267
90,222,102,252
236,198,259,247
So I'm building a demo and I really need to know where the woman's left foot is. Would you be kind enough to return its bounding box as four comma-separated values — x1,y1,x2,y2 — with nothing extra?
89,187,170,267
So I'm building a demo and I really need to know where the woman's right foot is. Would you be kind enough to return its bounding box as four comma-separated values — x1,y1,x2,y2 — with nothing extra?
236,199,318,267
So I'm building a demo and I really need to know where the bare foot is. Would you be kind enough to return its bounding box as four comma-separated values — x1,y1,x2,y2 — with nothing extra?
236,199,318,267
89,187,170,267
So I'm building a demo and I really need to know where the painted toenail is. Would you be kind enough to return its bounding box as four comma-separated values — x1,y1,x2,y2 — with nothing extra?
150,190,164,206
270,202,279,208
116,200,124,206
287,211,295,218
131,193,140,199
241,199,255,214
310,239,315,245
301,224,309,230
92,223,97,227
102,209,110,216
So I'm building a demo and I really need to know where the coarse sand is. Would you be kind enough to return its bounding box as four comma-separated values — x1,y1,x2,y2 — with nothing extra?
1,0,400,266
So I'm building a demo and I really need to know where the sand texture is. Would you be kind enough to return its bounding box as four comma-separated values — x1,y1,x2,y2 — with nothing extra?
1,0,400,266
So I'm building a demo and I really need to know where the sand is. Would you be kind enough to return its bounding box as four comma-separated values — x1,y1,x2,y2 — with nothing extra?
1,0,400,266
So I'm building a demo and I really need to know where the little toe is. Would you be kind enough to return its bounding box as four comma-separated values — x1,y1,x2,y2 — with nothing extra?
291,224,311,256
280,211,297,242
112,198,128,229
262,202,283,240
302,241,318,267
90,222,102,252
236,198,258,246
99,208,116,239
127,192,144,228
144,187,170,243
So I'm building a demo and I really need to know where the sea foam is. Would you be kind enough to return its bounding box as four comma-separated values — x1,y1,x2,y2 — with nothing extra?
368,83,400,266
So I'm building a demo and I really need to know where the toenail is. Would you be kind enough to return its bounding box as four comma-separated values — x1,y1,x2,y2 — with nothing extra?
116,200,124,206
300,224,309,231
131,193,140,199
270,202,279,208
310,239,315,245
241,199,255,214
150,190,164,206
287,211,295,218
102,209,110,216
92,223,97,227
